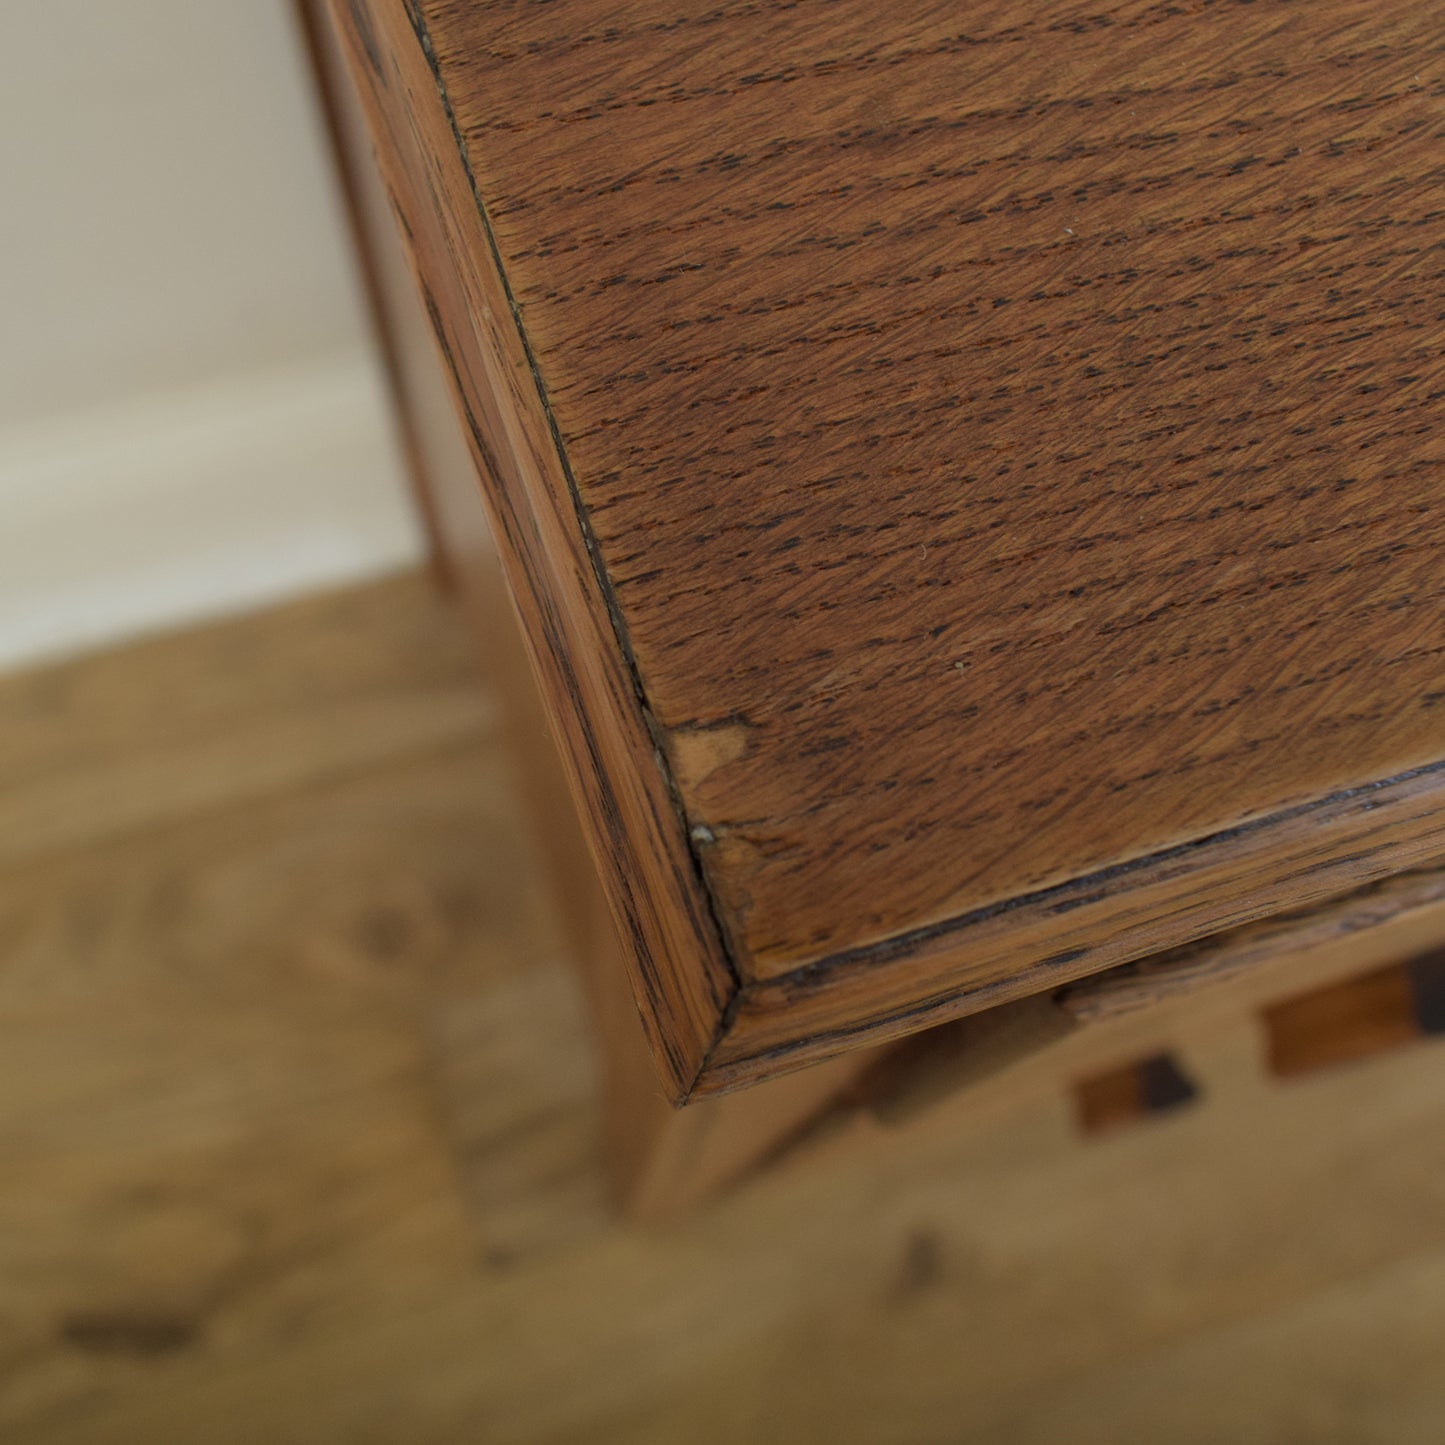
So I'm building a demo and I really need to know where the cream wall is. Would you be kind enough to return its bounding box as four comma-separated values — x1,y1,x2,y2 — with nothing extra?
0,1,423,667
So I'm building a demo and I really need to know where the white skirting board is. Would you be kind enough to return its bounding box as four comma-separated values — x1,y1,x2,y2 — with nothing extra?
0,350,426,671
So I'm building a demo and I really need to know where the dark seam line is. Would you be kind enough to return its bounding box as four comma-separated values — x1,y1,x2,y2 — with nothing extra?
755,757,1445,997
707,950,1095,1083
402,5,744,1067
706,829,1445,1081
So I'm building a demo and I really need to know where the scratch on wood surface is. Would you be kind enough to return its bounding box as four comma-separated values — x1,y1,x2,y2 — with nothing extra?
667,719,753,793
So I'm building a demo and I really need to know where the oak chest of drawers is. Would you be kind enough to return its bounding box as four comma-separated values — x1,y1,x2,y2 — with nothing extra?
310,0,1445,1211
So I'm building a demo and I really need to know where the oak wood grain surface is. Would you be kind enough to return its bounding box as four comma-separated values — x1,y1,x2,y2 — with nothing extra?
335,0,1445,1093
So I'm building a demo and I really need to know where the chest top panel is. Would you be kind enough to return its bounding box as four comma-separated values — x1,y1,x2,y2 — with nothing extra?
431,0,1444,956
358,0,1445,1090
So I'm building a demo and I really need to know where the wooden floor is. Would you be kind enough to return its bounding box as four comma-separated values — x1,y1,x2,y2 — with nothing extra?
3,571,1445,1444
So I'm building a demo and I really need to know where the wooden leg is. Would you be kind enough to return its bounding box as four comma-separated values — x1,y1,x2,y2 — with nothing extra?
462,512,879,1221
300,0,874,1217
292,0,452,589
586,894,874,1221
